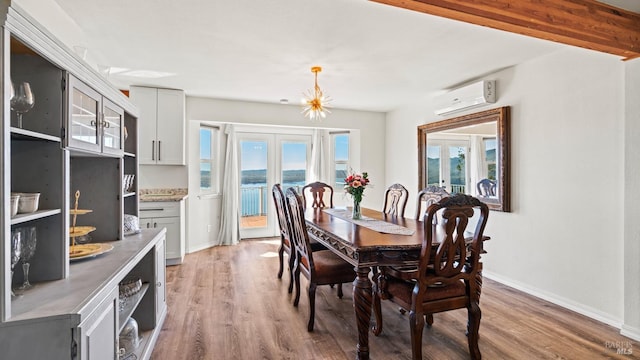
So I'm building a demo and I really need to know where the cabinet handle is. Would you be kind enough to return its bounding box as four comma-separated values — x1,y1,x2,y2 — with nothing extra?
152,140,155,160
141,208,164,211
90,120,97,127
158,141,161,161
146,223,150,228
157,281,162,288
154,222,157,228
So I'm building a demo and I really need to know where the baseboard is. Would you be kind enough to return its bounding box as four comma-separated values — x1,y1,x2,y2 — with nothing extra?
621,325,640,341
483,271,622,329
187,242,218,253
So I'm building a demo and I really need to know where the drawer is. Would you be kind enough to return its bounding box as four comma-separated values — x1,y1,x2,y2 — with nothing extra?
139,202,180,218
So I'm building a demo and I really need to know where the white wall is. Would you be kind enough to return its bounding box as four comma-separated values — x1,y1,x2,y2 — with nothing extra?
386,47,630,329
186,97,386,249
623,58,640,339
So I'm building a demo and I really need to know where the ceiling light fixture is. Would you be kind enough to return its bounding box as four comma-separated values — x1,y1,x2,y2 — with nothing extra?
302,66,331,120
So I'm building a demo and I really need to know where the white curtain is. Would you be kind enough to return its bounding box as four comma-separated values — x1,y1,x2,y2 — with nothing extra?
309,128,325,182
216,124,240,246
470,135,484,197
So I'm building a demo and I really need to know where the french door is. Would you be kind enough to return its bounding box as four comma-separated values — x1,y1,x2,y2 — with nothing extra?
238,133,311,238
426,140,469,194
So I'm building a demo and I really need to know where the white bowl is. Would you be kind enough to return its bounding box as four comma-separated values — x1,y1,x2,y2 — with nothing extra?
16,192,40,213
10,194,20,217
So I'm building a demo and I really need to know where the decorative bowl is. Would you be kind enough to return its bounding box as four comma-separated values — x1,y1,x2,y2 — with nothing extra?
16,192,40,213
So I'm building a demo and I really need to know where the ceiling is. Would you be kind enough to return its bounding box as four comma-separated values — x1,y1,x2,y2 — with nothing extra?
50,0,640,113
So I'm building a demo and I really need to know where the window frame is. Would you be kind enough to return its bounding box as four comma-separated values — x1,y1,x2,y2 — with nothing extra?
199,125,220,194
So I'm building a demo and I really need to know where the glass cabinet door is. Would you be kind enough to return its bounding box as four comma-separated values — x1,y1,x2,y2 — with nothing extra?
67,75,102,153
102,98,124,155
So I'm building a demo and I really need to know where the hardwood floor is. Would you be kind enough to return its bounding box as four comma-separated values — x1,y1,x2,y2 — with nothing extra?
151,238,638,359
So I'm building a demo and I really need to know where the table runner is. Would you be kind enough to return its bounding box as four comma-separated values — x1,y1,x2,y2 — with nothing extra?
322,208,415,235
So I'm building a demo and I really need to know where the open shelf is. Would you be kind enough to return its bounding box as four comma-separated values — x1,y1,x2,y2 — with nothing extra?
10,127,61,142
118,283,149,333
11,209,61,225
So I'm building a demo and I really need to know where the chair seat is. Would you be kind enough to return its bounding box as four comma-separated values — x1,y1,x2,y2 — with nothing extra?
312,250,356,285
385,276,466,306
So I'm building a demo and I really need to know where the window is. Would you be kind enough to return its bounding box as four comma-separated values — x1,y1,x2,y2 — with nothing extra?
483,137,497,180
331,132,350,189
200,125,219,192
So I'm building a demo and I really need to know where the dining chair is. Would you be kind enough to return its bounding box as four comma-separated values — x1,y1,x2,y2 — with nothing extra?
372,193,490,360
272,184,296,293
414,185,450,220
476,178,497,197
301,181,334,209
382,183,409,218
284,187,356,331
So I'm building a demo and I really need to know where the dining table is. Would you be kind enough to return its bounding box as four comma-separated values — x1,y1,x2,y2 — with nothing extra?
304,205,488,360
305,206,425,360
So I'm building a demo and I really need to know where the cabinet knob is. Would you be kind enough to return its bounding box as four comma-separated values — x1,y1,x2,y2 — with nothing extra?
157,281,162,288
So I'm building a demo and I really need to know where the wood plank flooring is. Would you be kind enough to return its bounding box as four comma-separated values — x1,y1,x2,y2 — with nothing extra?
150,238,638,359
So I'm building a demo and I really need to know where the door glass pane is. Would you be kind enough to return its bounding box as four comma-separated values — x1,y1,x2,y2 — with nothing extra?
449,145,466,194
71,88,99,145
281,142,306,194
427,145,441,187
102,105,121,150
240,141,268,229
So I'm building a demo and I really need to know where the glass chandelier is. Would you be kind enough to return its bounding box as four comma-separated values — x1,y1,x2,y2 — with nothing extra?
302,66,332,120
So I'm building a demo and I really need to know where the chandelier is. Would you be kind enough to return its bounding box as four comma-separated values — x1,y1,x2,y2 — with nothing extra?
302,66,332,120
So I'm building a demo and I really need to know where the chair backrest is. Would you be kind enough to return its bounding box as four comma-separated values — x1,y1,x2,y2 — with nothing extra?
382,183,409,218
301,181,334,209
476,178,497,197
415,186,450,220
272,184,291,241
419,193,489,286
284,187,315,273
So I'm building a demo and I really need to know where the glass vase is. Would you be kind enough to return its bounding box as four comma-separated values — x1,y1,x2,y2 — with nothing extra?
352,199,362,220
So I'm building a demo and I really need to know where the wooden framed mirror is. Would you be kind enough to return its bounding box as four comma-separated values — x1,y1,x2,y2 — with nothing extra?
418,106,510,212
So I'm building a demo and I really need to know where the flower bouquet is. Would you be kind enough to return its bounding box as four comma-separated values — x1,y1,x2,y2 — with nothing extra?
344,171,370,219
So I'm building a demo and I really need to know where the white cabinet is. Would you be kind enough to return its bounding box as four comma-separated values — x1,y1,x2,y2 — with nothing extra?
130,86,185,165
140,201,185,265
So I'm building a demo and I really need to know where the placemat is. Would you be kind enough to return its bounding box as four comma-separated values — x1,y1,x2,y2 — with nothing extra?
323,208,415,235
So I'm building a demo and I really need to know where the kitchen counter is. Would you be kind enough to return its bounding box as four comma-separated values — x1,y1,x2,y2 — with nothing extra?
140,188,188,202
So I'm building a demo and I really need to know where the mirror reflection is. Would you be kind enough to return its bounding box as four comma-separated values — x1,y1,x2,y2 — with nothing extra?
418,107,510,212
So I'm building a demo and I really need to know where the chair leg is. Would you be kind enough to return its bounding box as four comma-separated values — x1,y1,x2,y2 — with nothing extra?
467,301,482,360
293,261,302,307
372,290,383,336
426,313,434,327
409,310,425,360
287,252,295,294
277,245,285,279
308,283,317,332
337,283,343,298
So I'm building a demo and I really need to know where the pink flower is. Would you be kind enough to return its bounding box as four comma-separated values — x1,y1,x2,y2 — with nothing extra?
352,180,362,188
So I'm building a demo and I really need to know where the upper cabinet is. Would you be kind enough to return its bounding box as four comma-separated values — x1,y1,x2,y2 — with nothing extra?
130,86,185,165
66,74,124,156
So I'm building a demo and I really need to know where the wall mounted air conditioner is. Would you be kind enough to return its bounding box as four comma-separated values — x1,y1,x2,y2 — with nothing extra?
434,80,496,116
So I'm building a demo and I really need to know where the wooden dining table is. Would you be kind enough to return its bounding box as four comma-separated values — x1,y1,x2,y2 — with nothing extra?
304,206,425,360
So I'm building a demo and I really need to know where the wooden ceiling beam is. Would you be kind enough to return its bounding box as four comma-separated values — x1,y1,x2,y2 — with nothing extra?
370,0,640,60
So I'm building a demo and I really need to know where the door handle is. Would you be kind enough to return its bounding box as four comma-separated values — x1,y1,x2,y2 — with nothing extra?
152,140,155,160
158,141,161,161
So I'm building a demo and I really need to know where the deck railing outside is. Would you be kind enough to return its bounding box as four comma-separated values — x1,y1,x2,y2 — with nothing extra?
241,184,303,217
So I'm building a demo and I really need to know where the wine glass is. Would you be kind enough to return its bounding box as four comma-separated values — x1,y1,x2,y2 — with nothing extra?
18,226,37,290
10,82,35,128
10,229,21,297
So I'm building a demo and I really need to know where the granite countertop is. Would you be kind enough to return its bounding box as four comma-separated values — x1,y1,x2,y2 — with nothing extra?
140,188,188,202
